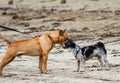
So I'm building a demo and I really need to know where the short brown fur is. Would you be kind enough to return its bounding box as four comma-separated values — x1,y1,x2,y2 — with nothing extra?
0,30,68,75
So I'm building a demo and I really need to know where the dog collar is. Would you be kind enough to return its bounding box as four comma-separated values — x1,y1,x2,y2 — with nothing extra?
47,35,55,43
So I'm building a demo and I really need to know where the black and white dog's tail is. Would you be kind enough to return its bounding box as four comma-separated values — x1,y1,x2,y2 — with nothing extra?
95,42,107,54
95,42,105,48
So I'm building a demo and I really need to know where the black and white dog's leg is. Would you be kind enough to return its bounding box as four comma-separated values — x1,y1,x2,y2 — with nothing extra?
80,59,85,72
97,57,104,70
74,60,80,72
77,60,80,72
97,55,110,70
102,55,110,70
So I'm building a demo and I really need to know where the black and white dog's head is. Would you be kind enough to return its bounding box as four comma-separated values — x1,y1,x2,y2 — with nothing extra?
63,39,75,49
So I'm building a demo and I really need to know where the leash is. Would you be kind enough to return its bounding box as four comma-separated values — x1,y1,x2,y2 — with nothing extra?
0,25,34,38
0,25,24,34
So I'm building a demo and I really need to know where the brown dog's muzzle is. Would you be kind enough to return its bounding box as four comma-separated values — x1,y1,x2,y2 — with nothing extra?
59,37,68,46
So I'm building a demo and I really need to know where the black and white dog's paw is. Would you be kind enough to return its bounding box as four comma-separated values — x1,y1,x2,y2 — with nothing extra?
73,70,79,72
80,69,85,72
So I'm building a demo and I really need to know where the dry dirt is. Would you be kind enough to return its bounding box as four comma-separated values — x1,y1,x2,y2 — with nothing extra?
0,0,120,83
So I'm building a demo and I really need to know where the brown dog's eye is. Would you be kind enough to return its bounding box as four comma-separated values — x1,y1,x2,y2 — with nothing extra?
65,38,68,41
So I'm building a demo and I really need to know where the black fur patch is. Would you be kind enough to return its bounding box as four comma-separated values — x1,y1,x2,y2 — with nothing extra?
64,39,75,48
88,46,96,49
82,46,96,57
81,47,86,55
103,47,107,54
70,42,75,48
85,48,94,57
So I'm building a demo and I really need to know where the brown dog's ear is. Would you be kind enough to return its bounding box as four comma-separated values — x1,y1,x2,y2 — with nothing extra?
59,30,64,36
59,29,67,36
64,29,66,32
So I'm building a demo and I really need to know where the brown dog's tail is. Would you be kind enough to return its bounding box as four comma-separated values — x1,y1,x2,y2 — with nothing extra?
0,33,11,45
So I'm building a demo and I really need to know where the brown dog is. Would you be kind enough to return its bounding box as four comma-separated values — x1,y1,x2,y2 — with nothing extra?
0,30,68,75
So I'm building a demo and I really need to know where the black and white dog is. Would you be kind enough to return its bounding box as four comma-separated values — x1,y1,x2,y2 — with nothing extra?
63,39,110,72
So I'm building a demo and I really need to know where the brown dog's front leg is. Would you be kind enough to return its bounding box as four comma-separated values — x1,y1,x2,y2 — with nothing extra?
42,53,48,74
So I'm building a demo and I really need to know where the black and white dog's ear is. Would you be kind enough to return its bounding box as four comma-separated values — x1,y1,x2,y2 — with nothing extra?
69,39,73,42
67,38,73,42
71,39,74,42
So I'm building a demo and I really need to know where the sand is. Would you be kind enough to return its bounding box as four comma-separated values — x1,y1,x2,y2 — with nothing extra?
0,0,120,83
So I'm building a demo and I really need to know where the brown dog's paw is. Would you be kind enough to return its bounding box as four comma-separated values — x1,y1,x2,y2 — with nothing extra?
105,68,110,71
39,69,43,74
80,70,85,72
80,69,85,72
42,70,50,74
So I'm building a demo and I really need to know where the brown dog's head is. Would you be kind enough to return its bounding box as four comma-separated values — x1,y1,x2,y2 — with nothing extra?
48,29,68,46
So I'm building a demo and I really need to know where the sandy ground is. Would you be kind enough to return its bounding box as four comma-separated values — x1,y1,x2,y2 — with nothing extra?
0,0,120,83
